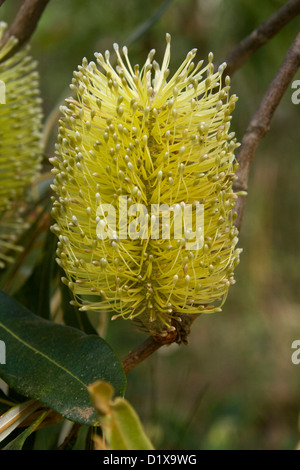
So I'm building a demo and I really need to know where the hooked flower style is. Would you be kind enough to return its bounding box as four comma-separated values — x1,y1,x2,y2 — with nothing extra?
51,34,242,338
0,22,43,268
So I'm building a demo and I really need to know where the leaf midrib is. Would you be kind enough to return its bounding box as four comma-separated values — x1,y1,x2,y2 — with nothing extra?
0,321,87,388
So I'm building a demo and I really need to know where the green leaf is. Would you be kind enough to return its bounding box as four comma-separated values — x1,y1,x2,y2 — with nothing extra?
71,424,90,450
0,290,126,426
109,398,154,450
27,227,58,319
89,381,154,450
33,420,65,450
13,227,57,320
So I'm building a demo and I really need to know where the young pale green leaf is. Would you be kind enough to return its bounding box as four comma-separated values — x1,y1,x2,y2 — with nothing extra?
89,380,154,450
108,397,155,450
71,424,90,450
0,290,126,426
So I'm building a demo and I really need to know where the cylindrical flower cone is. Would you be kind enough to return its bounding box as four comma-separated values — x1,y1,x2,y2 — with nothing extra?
51,34,242,339
0,22,43,268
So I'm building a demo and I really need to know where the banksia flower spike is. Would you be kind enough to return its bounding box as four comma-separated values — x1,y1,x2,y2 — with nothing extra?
51,34,242,339
0,22,43,268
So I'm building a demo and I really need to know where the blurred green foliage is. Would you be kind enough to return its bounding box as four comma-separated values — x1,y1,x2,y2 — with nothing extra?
1,0,300,450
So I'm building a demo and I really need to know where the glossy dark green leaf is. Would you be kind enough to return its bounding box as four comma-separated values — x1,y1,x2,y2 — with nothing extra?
0,290,126,425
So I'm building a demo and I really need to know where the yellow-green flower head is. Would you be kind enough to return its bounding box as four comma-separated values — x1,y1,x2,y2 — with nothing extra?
0,22,43,268
51,34,242,337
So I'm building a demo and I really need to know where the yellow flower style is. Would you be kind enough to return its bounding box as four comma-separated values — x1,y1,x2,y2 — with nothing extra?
51,34,242,337
0,22,42,268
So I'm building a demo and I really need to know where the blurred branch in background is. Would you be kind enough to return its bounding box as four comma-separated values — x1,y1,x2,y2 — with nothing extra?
234,31,300,230
0,0,50,60
223,0,300,76
125,0,174,47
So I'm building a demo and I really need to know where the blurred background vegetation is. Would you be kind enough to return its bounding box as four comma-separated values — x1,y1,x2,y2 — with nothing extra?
1,0,300,450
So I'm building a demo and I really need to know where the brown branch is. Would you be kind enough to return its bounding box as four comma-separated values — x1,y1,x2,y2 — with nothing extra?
234,31,300,229
223,0,300,77
122,313,199,373
122,336,163,374
0,0,50,61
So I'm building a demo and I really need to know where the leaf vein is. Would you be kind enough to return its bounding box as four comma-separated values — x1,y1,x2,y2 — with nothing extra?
0,321,87,388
